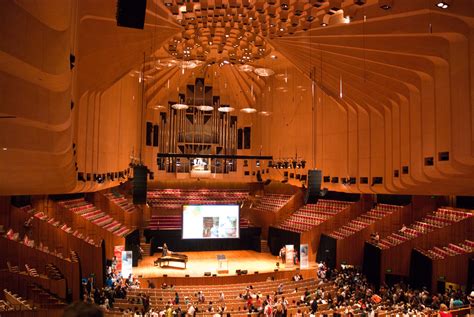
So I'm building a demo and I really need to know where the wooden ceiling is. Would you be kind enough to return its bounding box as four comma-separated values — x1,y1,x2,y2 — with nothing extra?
0,0,473,195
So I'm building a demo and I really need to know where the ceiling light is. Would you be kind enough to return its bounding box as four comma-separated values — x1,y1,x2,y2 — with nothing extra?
196,105,214,111
379,0,393,10
171,103,189,110
218,106,235,112
343,16,351,23
153,105,165,109
321,22,327,27
254,68,275,76
238,64,255,72
240,107,257,113
156,59,178,67
259,111,272,116
2,147,7,151
436,1,449,9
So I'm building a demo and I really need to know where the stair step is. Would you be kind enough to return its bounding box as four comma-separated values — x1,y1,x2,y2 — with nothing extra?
140,243,152,256
260,240,270,253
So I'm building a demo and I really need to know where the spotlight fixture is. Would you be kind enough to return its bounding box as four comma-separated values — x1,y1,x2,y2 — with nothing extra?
238,64,255,72
95,175,105,184
241,107,257,113
196,105,214,111
378,0,393,10
171,103,189,110
218,105,235,112
321,22,328,27
435,1,450,9
254,68,275,76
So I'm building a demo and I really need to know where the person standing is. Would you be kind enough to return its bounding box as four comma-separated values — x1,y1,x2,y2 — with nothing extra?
162,243,169,256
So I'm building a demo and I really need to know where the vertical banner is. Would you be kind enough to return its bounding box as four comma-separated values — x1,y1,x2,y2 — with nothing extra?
300,244,309,268
285,245,294,268
114,245,125,271
122,251,133,278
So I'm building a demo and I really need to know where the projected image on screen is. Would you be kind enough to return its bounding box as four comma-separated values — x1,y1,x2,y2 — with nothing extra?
182,205,239,239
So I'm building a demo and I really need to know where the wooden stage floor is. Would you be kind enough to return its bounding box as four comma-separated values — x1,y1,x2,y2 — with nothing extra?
133,250,317,278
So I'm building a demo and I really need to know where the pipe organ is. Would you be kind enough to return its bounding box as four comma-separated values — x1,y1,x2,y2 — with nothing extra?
156,78,239,174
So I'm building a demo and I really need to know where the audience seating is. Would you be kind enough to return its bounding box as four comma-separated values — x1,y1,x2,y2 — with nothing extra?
147,189,249,209
58,199,131,237
250,193,293,213
417,239,474,260
111,278,328,314
375,207,473,250
277,200,352,233
3,289,33,311
328,204,402,239
33,210,98,246
104,192,136,212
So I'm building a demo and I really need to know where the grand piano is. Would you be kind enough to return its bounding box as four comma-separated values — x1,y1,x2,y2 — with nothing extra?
154,252,188,269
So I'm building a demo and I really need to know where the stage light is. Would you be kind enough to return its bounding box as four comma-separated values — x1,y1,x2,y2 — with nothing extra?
436,1,450,9
379,0,393,10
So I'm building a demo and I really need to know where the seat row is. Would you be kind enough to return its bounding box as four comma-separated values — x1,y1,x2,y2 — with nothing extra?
58,199,131,237
33,210,99,246
250,193,294,212
3,289,33,311
375,207,473,250
278,200,352,233
147,189,249,208
418,239,474,260
328,204,401,239
104,192,136,212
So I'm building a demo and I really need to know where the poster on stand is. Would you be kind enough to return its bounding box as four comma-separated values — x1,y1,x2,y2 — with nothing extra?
114,245,125,271
285,245,294,268
121,250,133,278
300,244,309,268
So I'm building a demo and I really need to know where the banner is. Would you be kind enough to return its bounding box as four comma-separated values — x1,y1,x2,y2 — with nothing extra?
300,244,309,268
122,250,133,278
114,245,125,271
285,244,294,268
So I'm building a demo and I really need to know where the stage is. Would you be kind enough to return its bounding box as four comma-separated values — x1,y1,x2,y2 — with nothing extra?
133,250,317,279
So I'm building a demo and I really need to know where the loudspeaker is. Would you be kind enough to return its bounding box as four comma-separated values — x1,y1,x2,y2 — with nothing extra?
236,269,241,274
243,127,251,149
146,122,153,146
305,169,322,204
133,165,148,204
11,195,31,208
256,171,262,182
204,272,211,276
116,0,147,29
241,270,248,274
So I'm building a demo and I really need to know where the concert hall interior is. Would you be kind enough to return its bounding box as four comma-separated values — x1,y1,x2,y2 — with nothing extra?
0,0,474,316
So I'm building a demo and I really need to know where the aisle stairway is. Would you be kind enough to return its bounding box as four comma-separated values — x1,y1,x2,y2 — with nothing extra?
260,240,270,253
140,243,151,256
